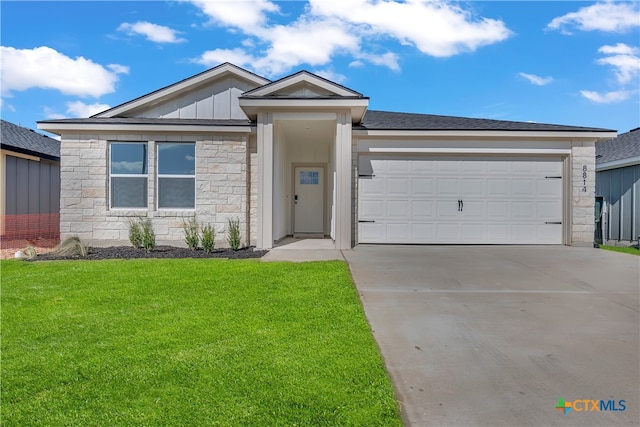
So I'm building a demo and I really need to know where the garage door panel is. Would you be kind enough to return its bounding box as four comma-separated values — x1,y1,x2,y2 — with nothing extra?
537,179,562,197
536,201,562,219
359,178,385,196
462,200,486,218
512,179,534,196
387,200,410,218
437,178,458,196
411,223,435,241
388,178,410,195
361,200,384,218
412,178,435,195
411,200,434,218
462,223,486,242
512,201,536,218
358,156,564,244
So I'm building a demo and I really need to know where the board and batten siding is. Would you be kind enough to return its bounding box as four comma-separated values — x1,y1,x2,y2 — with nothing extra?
5,155,60,216
134,78,254,120
596,164,640,242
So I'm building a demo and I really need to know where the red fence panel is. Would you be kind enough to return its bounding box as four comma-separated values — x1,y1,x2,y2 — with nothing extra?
1,213,60,248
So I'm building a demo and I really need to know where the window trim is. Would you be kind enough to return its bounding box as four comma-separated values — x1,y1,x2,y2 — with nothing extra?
109,142,149,210
156,142,196,211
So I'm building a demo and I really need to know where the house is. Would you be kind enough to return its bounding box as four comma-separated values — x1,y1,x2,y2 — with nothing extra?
38,63,616,249
596,128,640,244
1,119,60,243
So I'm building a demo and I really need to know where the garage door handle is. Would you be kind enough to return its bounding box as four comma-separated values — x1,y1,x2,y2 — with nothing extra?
545,221,562,224
545,176,562,179
359,220,375,223
458,200,463,212
359,174,375,178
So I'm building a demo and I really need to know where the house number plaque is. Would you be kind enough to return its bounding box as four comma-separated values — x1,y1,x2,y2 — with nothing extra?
582,165,587,192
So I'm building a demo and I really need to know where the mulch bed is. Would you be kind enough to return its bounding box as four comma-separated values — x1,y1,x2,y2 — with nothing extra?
30,246,268,261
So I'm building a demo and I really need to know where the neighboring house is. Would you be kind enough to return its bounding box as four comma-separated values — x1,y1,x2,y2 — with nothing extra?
596,128,640,244
38,63,616,249
1,119,61,241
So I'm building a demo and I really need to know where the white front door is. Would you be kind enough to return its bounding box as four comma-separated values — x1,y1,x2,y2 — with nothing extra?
294,166,324,235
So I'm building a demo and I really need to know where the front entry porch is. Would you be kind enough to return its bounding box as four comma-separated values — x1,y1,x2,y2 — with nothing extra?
255,111,354,250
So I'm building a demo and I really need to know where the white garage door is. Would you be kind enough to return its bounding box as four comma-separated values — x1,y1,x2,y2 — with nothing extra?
358,155,564,244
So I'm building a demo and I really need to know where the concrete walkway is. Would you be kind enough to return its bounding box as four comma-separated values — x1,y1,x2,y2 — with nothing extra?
261,237,345,262
343,245,640,426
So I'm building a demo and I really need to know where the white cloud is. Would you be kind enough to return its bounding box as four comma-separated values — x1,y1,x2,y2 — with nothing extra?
188,0,279,30
519,72,553,86
355,52,400,71
66,101,111,117
187,0,512,76
118,21,186,43
595,44,640,85
309,0,512,57
108,64,130,74
313,68,347,84
580,90,632,103
349,60,365,68
44,101,111,120
547,2,640,34
599,43,640,56
0,46,127,97
0,98,16,112
581,44,639,104
193,48,257,68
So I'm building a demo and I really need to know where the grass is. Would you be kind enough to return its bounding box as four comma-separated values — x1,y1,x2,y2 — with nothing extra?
600,245,640,256
1,259,401,426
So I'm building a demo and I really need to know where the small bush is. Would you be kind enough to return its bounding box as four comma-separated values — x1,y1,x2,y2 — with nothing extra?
129,219,143,248
183,216,200,251
227,217,241,251
49,236,88,257
201,224,215,253
140,219,156,253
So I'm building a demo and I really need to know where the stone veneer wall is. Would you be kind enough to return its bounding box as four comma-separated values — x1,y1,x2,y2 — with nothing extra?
59,133,250,247
571,141,596,245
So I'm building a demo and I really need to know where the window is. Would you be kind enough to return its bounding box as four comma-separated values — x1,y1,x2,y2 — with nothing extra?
157,143,195,209
110,143,148,209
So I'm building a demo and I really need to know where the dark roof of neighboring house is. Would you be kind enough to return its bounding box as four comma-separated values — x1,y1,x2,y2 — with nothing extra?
596,127,640,164
357,110,616,132
1,119,60,160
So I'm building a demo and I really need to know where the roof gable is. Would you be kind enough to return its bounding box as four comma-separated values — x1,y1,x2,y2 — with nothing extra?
241,70,363,98
1,120,60,160
95,63,270,119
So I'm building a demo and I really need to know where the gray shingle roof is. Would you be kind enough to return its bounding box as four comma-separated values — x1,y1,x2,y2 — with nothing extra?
357,110,615,132
596,127,640,164
1,119,60,160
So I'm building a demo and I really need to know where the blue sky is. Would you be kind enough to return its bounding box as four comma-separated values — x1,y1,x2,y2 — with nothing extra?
1,1,639,135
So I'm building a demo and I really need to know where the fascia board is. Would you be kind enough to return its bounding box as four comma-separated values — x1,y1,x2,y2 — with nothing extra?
596,156,640,171
37,122,254,134
352,129,618,139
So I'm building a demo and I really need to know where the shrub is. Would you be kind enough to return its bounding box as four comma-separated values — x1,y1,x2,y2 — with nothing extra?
129,219,143,248
201,224,215,253
227,217,241,251
140,219,156,253
183,216,200,251
49,236,88,257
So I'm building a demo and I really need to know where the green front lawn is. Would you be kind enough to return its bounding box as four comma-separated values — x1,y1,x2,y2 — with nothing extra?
600,245,640,256
1,259,401,426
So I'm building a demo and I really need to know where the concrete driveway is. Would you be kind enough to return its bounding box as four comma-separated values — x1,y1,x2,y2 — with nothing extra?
343,246,639,426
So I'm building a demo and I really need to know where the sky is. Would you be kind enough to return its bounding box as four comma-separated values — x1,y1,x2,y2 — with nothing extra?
1,1,639,136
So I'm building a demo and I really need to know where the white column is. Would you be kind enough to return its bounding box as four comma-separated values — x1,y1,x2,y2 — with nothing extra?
334,112,352,249
257,112,274,249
